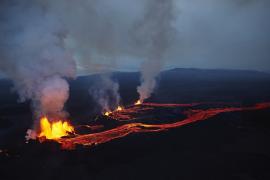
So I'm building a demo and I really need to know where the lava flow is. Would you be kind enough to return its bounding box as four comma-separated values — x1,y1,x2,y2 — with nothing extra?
104,106,123,116
44,101,270,150
38,117,74,140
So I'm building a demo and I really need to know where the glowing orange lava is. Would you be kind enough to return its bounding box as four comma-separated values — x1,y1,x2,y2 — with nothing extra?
135,100,142,105
38,117,74,140
57,102,270,150
104,106,123,116
104,111,112,116
35,102,270,150
116,106,123,111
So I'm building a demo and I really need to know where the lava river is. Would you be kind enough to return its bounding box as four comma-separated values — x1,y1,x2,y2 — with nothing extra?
46,102,270,150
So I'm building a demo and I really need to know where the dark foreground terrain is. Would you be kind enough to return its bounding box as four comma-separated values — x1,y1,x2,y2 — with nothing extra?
1,68,270,180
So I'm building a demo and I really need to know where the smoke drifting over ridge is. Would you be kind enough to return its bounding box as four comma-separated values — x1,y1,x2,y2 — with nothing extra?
0,0,270,125
0,0,176,121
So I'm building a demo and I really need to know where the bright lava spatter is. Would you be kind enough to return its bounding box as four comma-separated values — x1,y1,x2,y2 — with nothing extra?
38,117,74,140
38,102,270,149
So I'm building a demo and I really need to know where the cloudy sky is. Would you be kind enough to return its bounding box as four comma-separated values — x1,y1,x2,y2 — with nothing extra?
168,0,270,71
117,0,270,72
0,0,270,78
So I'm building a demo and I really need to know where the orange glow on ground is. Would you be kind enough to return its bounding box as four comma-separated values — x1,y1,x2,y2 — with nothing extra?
135,100,142,105
104,106,123,116
104,111,112,116
116,106,123,111
57,102,270,150
35,102,270,150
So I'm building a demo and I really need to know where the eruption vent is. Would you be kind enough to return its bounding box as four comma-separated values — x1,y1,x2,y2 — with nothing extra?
104,106,123,116
38,117,74,140
116,106,123,111
0,2,76,135
135,100,142,105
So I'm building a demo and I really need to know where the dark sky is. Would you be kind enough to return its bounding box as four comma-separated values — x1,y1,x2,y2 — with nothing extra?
0,0,270,77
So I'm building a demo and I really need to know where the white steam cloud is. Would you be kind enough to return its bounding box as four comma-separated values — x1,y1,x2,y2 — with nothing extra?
37,76,70,119
1,0,176,121
89,75,120,113
1,0,268,130
134,0,176,102
0,1,76,125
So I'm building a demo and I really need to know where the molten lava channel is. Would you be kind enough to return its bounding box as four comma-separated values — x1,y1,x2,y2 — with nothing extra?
35,101,270,150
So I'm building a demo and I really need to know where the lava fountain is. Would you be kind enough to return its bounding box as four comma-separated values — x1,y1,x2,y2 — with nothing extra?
38,117,74,140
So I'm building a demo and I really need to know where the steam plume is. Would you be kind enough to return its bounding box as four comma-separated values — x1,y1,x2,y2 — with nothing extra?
1,0,268,126
43,0,125,110
134,0,175,102
0,1,76,123
89,75,120,113
0,0,177,120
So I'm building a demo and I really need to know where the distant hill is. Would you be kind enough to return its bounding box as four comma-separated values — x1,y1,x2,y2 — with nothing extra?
163,68,270,79
1,68,270,144
1,68,270,107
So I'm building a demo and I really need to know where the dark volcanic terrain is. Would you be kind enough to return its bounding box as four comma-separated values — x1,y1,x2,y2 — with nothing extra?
1,68,270,180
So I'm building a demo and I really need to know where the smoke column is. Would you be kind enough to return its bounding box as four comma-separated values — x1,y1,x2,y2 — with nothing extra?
39,0,176,105
0,2,76,125
0,0,178,128
43,0,126,110
89,75,120,113
135,0,175,102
